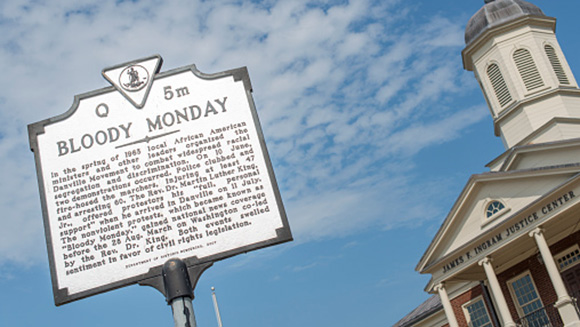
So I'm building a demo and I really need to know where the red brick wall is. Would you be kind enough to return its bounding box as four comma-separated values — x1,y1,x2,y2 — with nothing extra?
446,230,580,326
496,254,555,321
496,230,580,322
549,229,580,258
450,285,484,327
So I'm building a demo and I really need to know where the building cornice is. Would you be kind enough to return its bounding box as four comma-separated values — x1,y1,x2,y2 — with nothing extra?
486,136,580,172
491,88,580,138
462,15,556,71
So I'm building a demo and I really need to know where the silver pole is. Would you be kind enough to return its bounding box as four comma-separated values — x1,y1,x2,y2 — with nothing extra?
162,259,210,327
170,297,197,327
211,287,224,327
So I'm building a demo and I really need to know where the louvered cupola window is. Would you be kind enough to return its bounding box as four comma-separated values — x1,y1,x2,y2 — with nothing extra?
544,44,570,85
513,48,544,91
486,63,513,107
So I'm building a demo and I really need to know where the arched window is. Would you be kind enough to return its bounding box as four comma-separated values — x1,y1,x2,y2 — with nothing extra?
487,63,513,107
544,44,570,85
513,48,544,91
485,200,505,218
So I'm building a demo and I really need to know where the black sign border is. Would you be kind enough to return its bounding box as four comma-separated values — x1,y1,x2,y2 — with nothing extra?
28,60,292,306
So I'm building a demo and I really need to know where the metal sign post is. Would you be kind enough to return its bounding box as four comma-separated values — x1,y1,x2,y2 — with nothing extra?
28,55,292,315
170,297,196,327
162,258,208,327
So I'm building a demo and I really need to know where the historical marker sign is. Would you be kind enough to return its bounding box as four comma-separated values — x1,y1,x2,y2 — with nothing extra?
28,55,292,305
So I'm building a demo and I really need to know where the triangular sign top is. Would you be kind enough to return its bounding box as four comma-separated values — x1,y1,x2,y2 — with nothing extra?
102,55,162,109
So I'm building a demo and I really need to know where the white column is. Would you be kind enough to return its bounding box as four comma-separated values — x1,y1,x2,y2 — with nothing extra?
530,227,580,327
434,283,459,327
479,257,517,327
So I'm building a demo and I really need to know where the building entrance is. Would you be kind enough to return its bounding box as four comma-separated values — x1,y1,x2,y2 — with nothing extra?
562,263,580,300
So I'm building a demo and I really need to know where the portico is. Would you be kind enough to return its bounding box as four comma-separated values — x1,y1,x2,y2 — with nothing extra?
419,166,580,327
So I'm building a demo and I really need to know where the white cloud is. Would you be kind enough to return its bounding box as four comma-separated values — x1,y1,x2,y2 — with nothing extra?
292,262,319,272
383,105,488,157
0,0,487,264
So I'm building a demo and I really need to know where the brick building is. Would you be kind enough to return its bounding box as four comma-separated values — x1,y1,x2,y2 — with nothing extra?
395,1,580,327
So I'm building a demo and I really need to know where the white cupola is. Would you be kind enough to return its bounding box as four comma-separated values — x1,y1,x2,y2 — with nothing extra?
462,0,580,149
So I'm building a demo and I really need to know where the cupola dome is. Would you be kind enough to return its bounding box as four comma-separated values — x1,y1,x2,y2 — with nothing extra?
465,0,546,45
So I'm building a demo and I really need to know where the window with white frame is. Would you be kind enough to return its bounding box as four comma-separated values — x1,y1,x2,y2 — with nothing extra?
484,199,511,222
462,296,493,327
508,272,550,327
485,200,505,219
554,245,580,272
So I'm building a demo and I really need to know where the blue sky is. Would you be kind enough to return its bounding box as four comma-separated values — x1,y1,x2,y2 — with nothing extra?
1,0,579,326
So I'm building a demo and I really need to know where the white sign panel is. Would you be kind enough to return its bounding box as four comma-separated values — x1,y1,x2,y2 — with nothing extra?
28,56,292,305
